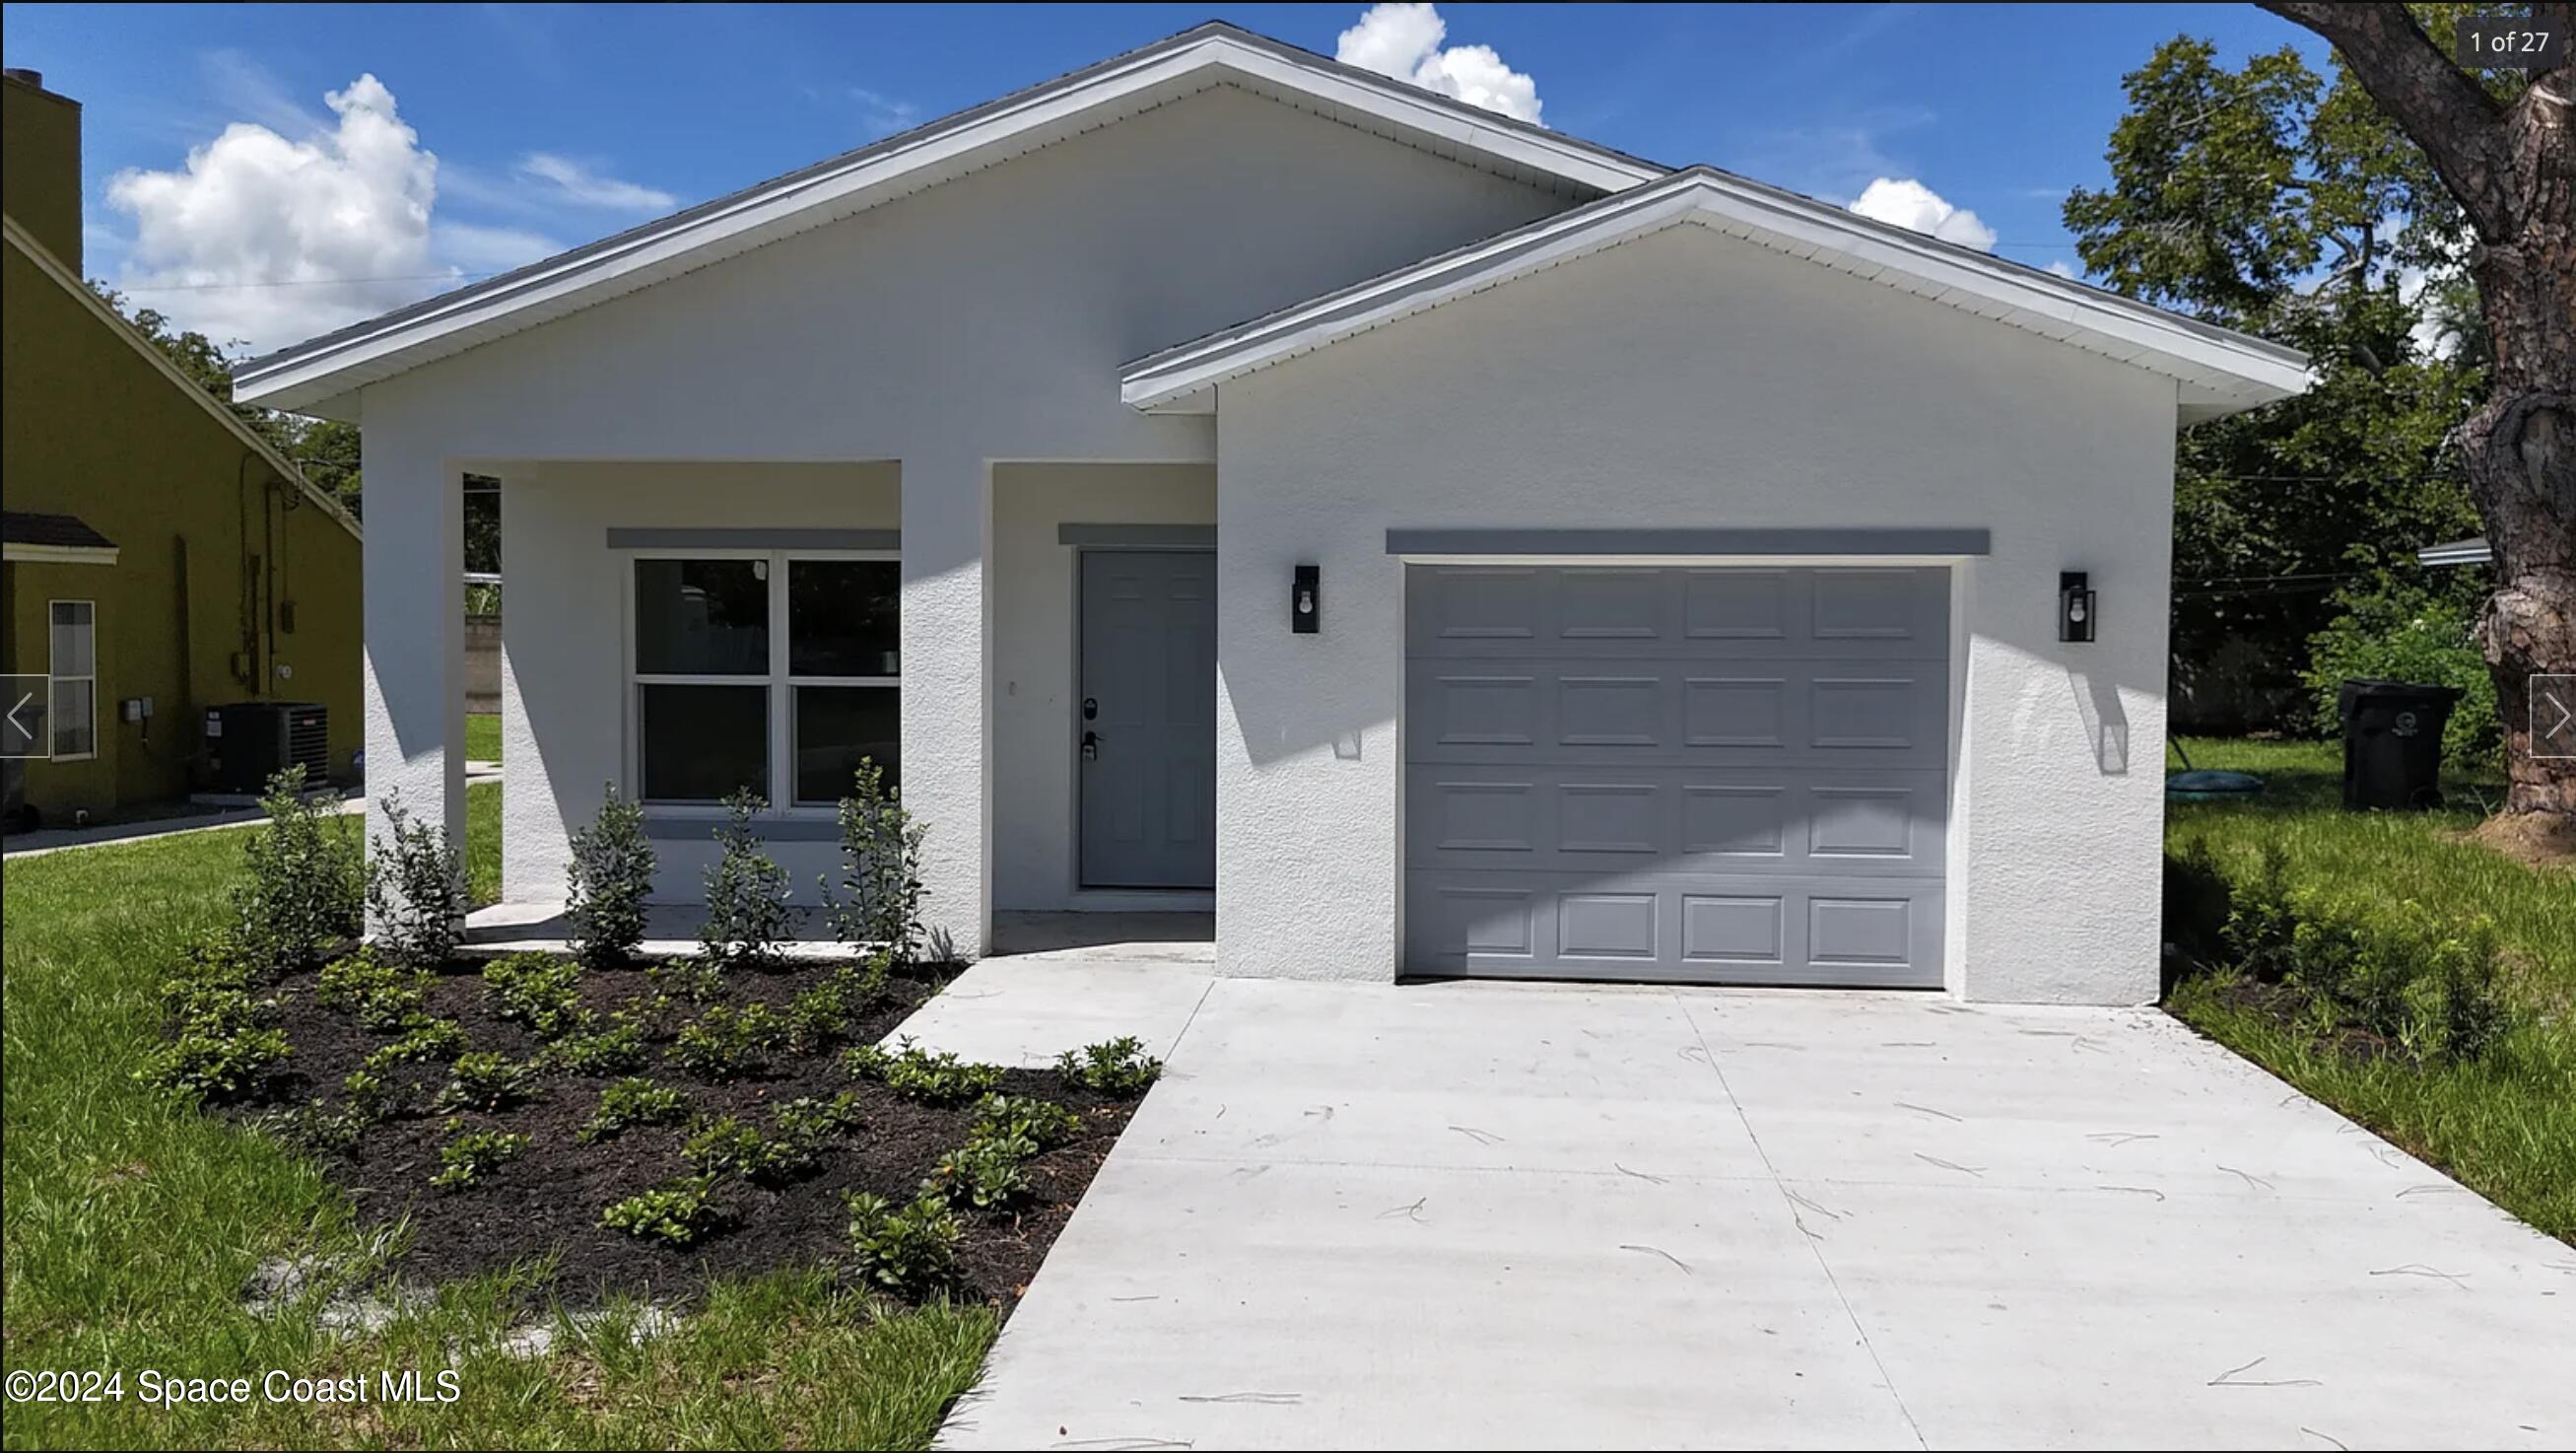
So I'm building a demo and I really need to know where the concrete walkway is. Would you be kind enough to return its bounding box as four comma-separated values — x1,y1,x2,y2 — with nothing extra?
906,966,2576,1450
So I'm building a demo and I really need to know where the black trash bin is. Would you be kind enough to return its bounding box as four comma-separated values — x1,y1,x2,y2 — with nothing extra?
2337,678,2463,810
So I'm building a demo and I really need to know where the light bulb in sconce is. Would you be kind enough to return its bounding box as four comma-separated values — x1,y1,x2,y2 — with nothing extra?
1292,564,1321,634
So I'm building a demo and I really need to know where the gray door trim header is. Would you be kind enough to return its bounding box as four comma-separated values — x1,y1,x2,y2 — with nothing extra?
1385,527,1990,557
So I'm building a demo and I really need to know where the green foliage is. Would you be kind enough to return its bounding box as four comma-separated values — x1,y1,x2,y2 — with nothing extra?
826,759,930,964
481,952,588,1040
340,1067,406,1124
780,957,891,1056
362,1016,467,1074
929,1133,1036,1211
685,1095,862,1186
600,1175,728,1246
234,767,362,974
579,1076,688,1142
668,1002,782,1081
137,945,290,1101
544,1015,649,1076
645,955,726,1003
700,791,801,968
435,1051,541,1113
969,1093,1081,1151
430,1123,529,1192
314,947,432,1031
1054,1036,1163,1097
365,792,468,968
846,1193,961,1295
2304,586,2500,771
567,784,657,968
844,1036,1004,1105
681,1115,773,1181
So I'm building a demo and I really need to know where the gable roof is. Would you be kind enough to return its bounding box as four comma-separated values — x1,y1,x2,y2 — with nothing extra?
231,21,1667,418
3,216,362,541
1121,167,2311,424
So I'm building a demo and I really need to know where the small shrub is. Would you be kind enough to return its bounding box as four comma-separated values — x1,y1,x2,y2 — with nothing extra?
363,1016,467,1074
682,1115,772,1182
366,792,468,967
234,766,363,974
970,1093,1081,1150
341,1067,412,1123
435,1051,541,1113
315,948,432,1032
668,1002,781,1082
930,1133,1037,1211
138,948,289,1101
1055,1036,1163,1096
646,956,726,1004
482,952,587,1040
700,791,800,968
567,783,657,968
824,758,928,964
844,1036,1003,1105
546,1017,648,1076
846,1192,960,1295
782,982,848,1056
431,1123,529,1191
772,1091,865,1143
2304,586,2499,772
601,1176,728,1246
580,1076,687,1142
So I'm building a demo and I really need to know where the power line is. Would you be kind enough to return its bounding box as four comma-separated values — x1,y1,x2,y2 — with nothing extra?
113,270,508,294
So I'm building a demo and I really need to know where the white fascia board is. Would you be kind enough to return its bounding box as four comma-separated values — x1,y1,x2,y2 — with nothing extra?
1121,170,2314,420
231,28,1663,416
2,543,120,566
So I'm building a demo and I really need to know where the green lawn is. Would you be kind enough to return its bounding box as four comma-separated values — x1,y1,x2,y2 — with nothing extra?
464,713,502,763
2166,737,2574,1240
1,783,993,1450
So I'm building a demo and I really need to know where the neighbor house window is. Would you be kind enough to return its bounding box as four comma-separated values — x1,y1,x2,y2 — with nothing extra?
48,599,96,761
630,553,898,807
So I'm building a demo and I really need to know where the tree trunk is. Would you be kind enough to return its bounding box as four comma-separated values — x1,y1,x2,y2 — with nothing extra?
2259,1,2573,826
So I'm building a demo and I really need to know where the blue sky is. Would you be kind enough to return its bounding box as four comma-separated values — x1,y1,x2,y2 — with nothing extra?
1,2,2330,353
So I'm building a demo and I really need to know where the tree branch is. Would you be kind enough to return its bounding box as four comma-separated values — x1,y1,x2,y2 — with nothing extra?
2256,2,2514,238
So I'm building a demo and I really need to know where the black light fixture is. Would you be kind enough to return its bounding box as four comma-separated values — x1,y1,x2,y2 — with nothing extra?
1292,564,1321,634
2059,571,2096,643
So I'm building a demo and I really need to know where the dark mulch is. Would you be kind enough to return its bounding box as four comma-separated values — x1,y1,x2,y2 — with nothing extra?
236,953,1139,1314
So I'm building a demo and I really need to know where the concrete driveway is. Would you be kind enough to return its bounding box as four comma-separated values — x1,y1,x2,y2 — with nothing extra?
907,966,2575,1450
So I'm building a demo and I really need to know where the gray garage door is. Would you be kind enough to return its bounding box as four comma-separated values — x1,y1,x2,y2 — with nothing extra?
1403,564,1947,988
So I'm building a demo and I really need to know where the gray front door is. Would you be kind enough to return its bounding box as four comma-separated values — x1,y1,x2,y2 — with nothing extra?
1403,564,1948,987
1079,550,1216,889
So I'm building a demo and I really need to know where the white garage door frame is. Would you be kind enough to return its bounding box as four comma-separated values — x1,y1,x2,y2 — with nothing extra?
1390,535,1979,993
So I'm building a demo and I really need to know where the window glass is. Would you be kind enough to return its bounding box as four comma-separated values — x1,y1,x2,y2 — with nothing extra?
794,685,900,804
49,600,95,676
639,683,767,803
49,680,93,759
788,560,899,677
635,559,768,675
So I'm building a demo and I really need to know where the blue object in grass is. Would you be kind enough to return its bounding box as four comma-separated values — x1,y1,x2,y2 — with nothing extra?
2167,769,2265,801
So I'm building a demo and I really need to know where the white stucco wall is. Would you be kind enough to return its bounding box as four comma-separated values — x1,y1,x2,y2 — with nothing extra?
352,84,1575,951
1212,222,2179,1004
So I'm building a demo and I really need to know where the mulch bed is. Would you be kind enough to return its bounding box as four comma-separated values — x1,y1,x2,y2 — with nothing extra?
234,953,1139,1314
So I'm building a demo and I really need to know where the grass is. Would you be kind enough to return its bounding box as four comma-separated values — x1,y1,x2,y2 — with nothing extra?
1,783,993,1449
2166,736,2574,1241
465,713,502,764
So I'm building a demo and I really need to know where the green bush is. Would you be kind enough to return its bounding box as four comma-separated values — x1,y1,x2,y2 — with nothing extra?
601,1176,728,1246
315,947,432,1031
844,1037,1003,1105
431,1123,529,1191
846,1192,960,1295
825,759,928,964
668,1002,782,1081
782,981,849,1057
545,1016,648,1076
482,952,588,1040
645,957,726,1003
682,1115,773,1182
365,792,468,967
579,1076,687,1142
1055,1036,1163,1097
969,1093,1080,1150
234,766,362,974
929,1133,1037,1211
700,791,801,968
2304,588,2499,772
435,1051,542,1112
567,783,657,968
138,946,289,1101
683,1096,859,1185
362,1016,467,1074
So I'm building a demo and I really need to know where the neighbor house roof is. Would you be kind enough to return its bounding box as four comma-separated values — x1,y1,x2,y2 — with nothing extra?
231,21,1667,418
1120,167,2313,424
3,216,362,542
2,510,119,565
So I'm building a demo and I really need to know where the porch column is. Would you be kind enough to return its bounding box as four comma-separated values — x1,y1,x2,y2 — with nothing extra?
901,450,991,958
359,433,464,922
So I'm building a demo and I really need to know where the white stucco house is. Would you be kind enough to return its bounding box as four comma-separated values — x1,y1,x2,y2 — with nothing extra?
235,22,2307,1004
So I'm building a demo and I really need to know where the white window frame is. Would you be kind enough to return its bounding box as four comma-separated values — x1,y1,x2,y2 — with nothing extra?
622,547,900,816
47,598,98,763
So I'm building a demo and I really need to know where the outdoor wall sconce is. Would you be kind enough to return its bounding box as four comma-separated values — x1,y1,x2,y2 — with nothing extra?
1292,564,1321,634
2060,571,2096,644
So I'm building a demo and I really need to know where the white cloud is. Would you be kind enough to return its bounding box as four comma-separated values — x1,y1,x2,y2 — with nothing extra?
433,221,562,273
105,74,442,352
514,153,676,211
1336,3,1542,125
2046,259,2079,280
1848,177,1998,251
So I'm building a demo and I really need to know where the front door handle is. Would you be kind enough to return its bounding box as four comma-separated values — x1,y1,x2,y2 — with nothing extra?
1081,729,1101,761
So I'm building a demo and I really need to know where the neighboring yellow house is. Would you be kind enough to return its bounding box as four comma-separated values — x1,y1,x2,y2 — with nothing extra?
2,69,362,829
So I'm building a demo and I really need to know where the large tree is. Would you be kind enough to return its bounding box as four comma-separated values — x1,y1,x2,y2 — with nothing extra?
2259,3,2572,827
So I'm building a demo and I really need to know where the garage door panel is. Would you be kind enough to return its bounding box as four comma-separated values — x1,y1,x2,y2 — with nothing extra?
1407,765,1946,875
1409,662,1947,767
1409,565,1947,661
